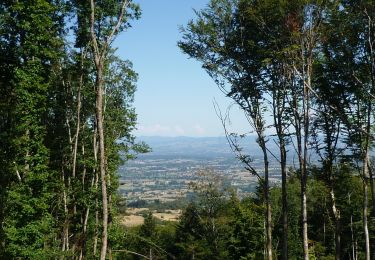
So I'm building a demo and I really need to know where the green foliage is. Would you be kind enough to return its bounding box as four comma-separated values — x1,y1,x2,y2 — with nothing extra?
119,167,368,260
0,0,144,258
0,0,64,257
179,0,375,259
227,197,264,260
140,212,157,238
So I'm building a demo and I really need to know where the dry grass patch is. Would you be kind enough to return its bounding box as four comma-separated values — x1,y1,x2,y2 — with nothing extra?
153,210,181,222
122,215,144,227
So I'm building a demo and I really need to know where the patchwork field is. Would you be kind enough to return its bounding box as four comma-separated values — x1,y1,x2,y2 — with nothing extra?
121,208,181,227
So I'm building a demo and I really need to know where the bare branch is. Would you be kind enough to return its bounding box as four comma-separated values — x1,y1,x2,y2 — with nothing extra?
90,0,100,67
102,0,130,58
213,100,263,183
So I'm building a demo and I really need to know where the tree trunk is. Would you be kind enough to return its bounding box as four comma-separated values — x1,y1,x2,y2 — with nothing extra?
369,165,375,217
260,140,272,260
330,189,341,260
62,167,69,254
301,48,313,260
291,72,308,260
281,147,288,260
277,124,287,260
365,9,375,260
369,164,375,260
72,50,83,211
93,125,99,257
88,1,129,257
350,212,355,260
363,102,371,260
363,167,370,260
95,66,109,260
79,144,90,260
293,78,309,260
301,186,308,260
273,85,288,260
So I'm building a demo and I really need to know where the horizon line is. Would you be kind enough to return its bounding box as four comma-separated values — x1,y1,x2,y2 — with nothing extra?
134,134,257,138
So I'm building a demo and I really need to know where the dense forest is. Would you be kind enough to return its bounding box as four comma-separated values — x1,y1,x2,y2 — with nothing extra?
0,0,374,259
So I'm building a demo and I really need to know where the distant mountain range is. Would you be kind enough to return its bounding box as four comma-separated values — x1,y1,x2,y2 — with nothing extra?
135,136,275,159
134,136,319,164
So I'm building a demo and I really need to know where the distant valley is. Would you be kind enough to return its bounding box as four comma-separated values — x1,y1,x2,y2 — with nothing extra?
118,136,283,203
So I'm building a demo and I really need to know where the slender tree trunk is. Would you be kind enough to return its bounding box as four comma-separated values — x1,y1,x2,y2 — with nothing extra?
302,117,309,259
365,9,375,260
276,119,288,260
60,75,71,255
265,186,272,260
363,102,371,260
62,167,69,254
88,1,129,257
369,164,375,260
93,192,99,256
277,92,288,260
296,82,308,260
79,143,90,260
291,70,308,260
93,126,99,257
90,3,109,258
363,162,370,260
273,83,288,260
369,165,375,216
323,218,326,244
90,4,108,259
72,52,84,255
96,66,109,260
301,47,313,260
301,183,308,260
280,145,288,260
79,207,90,260
350,211,355,260
363,180,370,260
260,139,272,260
330,188,341,260
327,163,341,260
72,51,83,208
86,1,139,258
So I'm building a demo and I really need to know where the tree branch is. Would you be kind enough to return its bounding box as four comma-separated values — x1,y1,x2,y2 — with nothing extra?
102,0,129,59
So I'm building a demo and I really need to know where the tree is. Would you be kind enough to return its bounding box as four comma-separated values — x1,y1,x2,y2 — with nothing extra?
1,0,144,257
317,1,375,258
227,197,264,259
175,170,234,259
81,1,140,258
179,1,277,257
0,0,65,257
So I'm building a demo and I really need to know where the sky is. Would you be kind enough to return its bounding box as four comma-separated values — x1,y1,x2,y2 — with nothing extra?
114,0,249,137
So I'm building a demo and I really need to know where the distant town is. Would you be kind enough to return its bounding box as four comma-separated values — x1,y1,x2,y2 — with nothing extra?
118,136,283,203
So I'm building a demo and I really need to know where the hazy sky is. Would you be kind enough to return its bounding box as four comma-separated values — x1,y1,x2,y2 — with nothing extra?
114,0,249,137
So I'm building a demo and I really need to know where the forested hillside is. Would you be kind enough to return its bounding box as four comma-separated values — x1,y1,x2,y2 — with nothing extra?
0,0,145,258
0,0,374,259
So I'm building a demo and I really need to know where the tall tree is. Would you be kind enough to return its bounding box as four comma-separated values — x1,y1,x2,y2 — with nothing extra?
285,2,328,258
85,1,140,258
179,1,275,258
310,84,344,259
1,0,144,258
0,0,65,257
318,1,374,258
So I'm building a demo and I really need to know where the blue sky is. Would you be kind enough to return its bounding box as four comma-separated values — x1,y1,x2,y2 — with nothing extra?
114,0,249,137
